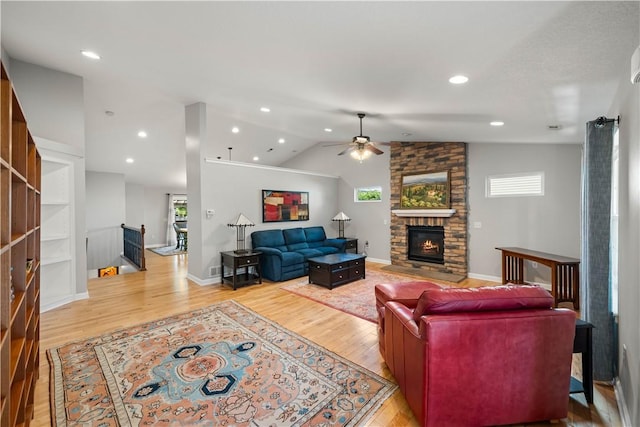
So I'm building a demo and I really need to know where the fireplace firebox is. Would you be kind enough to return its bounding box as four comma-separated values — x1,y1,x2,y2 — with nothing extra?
408,225,445,264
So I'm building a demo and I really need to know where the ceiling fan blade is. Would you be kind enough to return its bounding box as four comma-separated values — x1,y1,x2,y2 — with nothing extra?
322,142,350,147
365,143,384,155
338,146,356,156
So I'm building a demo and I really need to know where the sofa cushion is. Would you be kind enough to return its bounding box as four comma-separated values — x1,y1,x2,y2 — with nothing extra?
295,248,324,260
251,229,288,252
280,251,305,266
304,226,327,244
313,246,340,255
412,284,553,321
283,228,309,251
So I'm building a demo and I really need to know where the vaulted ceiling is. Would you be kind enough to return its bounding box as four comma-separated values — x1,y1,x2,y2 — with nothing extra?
2,1,638,187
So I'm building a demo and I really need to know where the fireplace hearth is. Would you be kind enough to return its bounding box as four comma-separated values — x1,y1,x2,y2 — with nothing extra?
408,225,445,264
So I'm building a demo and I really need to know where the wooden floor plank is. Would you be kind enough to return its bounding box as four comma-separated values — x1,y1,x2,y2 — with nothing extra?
32,252,620,426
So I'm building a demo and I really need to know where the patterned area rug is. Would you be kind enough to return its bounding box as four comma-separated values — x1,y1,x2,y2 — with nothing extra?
282,270,439,323
48,300,396,426
148,245,187,256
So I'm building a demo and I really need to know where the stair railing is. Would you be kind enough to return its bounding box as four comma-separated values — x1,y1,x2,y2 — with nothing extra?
121,223,146,271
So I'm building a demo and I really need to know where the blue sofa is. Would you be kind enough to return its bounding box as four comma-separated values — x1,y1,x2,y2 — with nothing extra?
251,226,346,281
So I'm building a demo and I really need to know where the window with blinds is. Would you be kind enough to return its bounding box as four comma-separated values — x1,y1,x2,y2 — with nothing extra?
486,172,544,197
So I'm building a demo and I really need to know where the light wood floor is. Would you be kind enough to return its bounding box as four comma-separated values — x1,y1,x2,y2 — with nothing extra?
33,252,621,426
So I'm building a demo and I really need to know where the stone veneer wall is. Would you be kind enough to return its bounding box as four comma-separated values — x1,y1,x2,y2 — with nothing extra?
390,142,468,277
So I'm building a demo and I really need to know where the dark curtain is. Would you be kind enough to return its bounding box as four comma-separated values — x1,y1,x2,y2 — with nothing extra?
581,119,615,382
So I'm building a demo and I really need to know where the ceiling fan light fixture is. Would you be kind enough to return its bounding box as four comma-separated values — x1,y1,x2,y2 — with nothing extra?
350,148,372,163
353,135,370,144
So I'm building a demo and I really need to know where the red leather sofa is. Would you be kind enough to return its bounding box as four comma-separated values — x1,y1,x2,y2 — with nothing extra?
375,282,576,427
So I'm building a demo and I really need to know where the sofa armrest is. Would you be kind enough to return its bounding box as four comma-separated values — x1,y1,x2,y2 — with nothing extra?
253,246,284,258
385,301,420,338
324,238,347,251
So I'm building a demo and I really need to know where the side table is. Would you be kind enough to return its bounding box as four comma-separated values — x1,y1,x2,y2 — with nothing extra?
338,237,358,254
220,250,262,290
571,319,594,404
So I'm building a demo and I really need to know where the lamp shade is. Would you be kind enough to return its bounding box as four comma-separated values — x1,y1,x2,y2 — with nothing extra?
332,212,350,222
227,213,254,253
228,213,255,227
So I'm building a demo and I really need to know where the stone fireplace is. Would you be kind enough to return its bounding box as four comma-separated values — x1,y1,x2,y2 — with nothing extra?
390,142,468,279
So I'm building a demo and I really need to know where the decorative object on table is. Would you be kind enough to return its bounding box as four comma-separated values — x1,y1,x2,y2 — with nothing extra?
227,213,255,254
98,266,119,277
400,170,450,209
25,258,33,274
47,300,396,426
332,211,350,238
262,190,309,222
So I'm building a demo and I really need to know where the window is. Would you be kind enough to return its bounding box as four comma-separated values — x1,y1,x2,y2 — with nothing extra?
354,186,382,202
486,172,544,197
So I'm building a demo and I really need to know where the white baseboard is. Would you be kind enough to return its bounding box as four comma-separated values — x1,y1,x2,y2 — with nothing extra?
187,273,220,286
615,378,632,427
467,272,502,282
365,257,390,265
41,292,89,313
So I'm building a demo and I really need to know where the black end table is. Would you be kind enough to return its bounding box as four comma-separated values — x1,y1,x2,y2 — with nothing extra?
571,319,594,404
220,250,262,290
338,237,358,253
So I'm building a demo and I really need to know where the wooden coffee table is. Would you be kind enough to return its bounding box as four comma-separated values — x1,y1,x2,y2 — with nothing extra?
308,253,366,289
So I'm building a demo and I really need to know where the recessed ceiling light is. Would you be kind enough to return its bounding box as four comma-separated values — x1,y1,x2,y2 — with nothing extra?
490,121,505,126
402,132,412,136
260,107,271,113
232,127,239,133
253,156,259,161
324,128,332,133
105,110,114,117
137,130,147,138
278,138,285,144
126,158,134,163
81,50,101,60
449,75,469,84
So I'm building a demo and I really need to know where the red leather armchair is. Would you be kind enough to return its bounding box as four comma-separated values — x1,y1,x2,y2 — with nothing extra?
375,283,576,427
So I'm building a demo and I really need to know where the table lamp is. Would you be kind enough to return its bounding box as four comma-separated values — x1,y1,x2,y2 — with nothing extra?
332,211,350,238
228,213,255,254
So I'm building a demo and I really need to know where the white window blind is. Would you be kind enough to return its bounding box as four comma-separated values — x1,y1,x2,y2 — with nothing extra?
486,172,544,197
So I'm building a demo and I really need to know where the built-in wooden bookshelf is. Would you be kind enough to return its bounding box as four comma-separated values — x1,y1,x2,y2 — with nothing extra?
1,61,41,426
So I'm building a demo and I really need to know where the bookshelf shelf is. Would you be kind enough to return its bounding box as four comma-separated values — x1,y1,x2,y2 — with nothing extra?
1,61,40,426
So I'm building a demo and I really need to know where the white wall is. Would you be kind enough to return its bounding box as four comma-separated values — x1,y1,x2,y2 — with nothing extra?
190,160,339,283
125,183,145,227
85,171,125,268
86,171,126,230
282,144,391,261
7,59,85,150
611,36,640,425
467,143,582,282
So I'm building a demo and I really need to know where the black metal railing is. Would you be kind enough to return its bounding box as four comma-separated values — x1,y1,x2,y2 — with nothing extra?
121,223,146,271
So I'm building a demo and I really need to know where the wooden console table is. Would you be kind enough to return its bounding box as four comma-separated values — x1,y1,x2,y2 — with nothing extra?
496,247,580,309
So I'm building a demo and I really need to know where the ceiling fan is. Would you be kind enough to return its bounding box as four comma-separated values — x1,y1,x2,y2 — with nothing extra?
332,113,388,162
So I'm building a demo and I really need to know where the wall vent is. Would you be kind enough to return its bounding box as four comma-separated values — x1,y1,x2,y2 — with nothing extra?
210,266,221,276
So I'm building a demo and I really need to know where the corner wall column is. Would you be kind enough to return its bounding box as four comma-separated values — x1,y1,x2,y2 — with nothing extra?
185,103,207,280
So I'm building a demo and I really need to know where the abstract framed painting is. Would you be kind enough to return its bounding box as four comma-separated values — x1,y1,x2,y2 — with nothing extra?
262,190,309,222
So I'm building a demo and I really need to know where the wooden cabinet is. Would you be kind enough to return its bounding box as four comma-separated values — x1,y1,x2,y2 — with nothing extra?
1,62,41,426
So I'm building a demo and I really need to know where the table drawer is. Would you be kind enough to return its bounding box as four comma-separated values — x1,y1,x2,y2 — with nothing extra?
331,269,350,283
351,265,364,278
238,255,260,266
